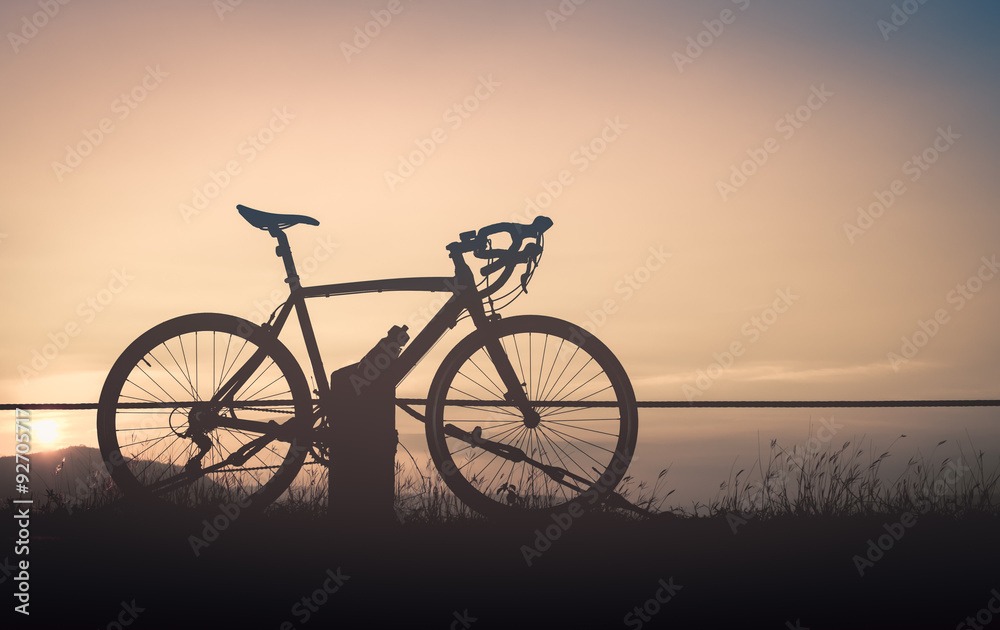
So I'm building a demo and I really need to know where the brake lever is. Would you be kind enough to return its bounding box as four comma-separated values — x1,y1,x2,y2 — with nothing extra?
520,256,535,293
519,242,542,292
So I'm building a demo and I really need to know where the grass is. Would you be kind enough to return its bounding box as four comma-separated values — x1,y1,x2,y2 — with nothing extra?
696,434,1000,521
15,435,1000,524
16,435,999,630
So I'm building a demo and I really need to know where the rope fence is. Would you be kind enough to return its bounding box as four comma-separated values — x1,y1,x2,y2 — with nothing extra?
3,399,999,411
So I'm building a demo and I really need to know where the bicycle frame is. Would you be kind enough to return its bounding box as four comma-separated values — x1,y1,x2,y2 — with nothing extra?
99,211,642,514
211,227,511,425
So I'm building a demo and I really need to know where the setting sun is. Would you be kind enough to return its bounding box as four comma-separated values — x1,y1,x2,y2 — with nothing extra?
31,420,59,444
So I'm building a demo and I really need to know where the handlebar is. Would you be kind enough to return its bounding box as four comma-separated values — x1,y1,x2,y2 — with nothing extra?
448,216,552,255
447,215,553,298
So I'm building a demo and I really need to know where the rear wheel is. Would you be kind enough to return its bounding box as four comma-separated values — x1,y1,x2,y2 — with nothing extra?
96,313,313,512
425,315,638,519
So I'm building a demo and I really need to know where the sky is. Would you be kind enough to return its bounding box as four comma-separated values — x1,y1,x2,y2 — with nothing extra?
2,0,998,504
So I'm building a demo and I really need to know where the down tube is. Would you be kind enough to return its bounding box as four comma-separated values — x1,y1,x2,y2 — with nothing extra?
381,296,469,388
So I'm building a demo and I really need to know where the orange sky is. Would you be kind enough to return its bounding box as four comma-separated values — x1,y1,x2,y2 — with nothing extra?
2,1,997,500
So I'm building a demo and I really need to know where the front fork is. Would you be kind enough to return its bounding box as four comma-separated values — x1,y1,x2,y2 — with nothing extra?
454,255,539,428
481,335,541,428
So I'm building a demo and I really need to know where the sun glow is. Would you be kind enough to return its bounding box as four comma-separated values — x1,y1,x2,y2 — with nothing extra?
32,420,59,444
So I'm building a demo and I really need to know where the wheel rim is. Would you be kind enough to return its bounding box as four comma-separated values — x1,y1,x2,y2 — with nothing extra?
98,317,310,510
430,319,636,517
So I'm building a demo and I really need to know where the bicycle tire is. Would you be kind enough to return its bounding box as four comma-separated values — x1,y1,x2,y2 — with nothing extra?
425,315,638,519
96,313,313,512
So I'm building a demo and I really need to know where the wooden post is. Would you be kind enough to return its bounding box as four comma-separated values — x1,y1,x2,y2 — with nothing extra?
326,326,407,528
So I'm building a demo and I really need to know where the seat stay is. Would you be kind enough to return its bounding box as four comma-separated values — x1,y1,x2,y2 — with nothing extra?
211,298,296,405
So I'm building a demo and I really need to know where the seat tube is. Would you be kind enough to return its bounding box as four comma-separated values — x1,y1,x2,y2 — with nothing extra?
271,228,329,397
271,229,301,290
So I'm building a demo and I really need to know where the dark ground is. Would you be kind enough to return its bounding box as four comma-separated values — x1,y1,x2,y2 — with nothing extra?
12,503,1000,629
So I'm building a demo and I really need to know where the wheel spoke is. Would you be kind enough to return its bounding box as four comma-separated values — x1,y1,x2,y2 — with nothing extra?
98,315,310,512
429,318,636,517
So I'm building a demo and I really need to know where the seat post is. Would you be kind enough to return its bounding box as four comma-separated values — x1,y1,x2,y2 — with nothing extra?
269,228,301,290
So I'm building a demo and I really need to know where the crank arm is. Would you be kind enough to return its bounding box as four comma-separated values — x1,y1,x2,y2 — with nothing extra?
444,422,647,514
443,423,593,490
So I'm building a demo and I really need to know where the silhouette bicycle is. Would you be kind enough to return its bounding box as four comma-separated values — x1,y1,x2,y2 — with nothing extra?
96,205,638,519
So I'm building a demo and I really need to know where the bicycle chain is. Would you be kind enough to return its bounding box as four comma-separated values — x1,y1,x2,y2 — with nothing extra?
231,404,332,466
239,406,295,414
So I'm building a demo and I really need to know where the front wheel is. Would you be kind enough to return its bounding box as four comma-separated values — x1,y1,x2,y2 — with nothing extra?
96,313,314,513
425,315,638,519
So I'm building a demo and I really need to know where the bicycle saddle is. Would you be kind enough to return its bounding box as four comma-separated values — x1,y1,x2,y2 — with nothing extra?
237,204,320,231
